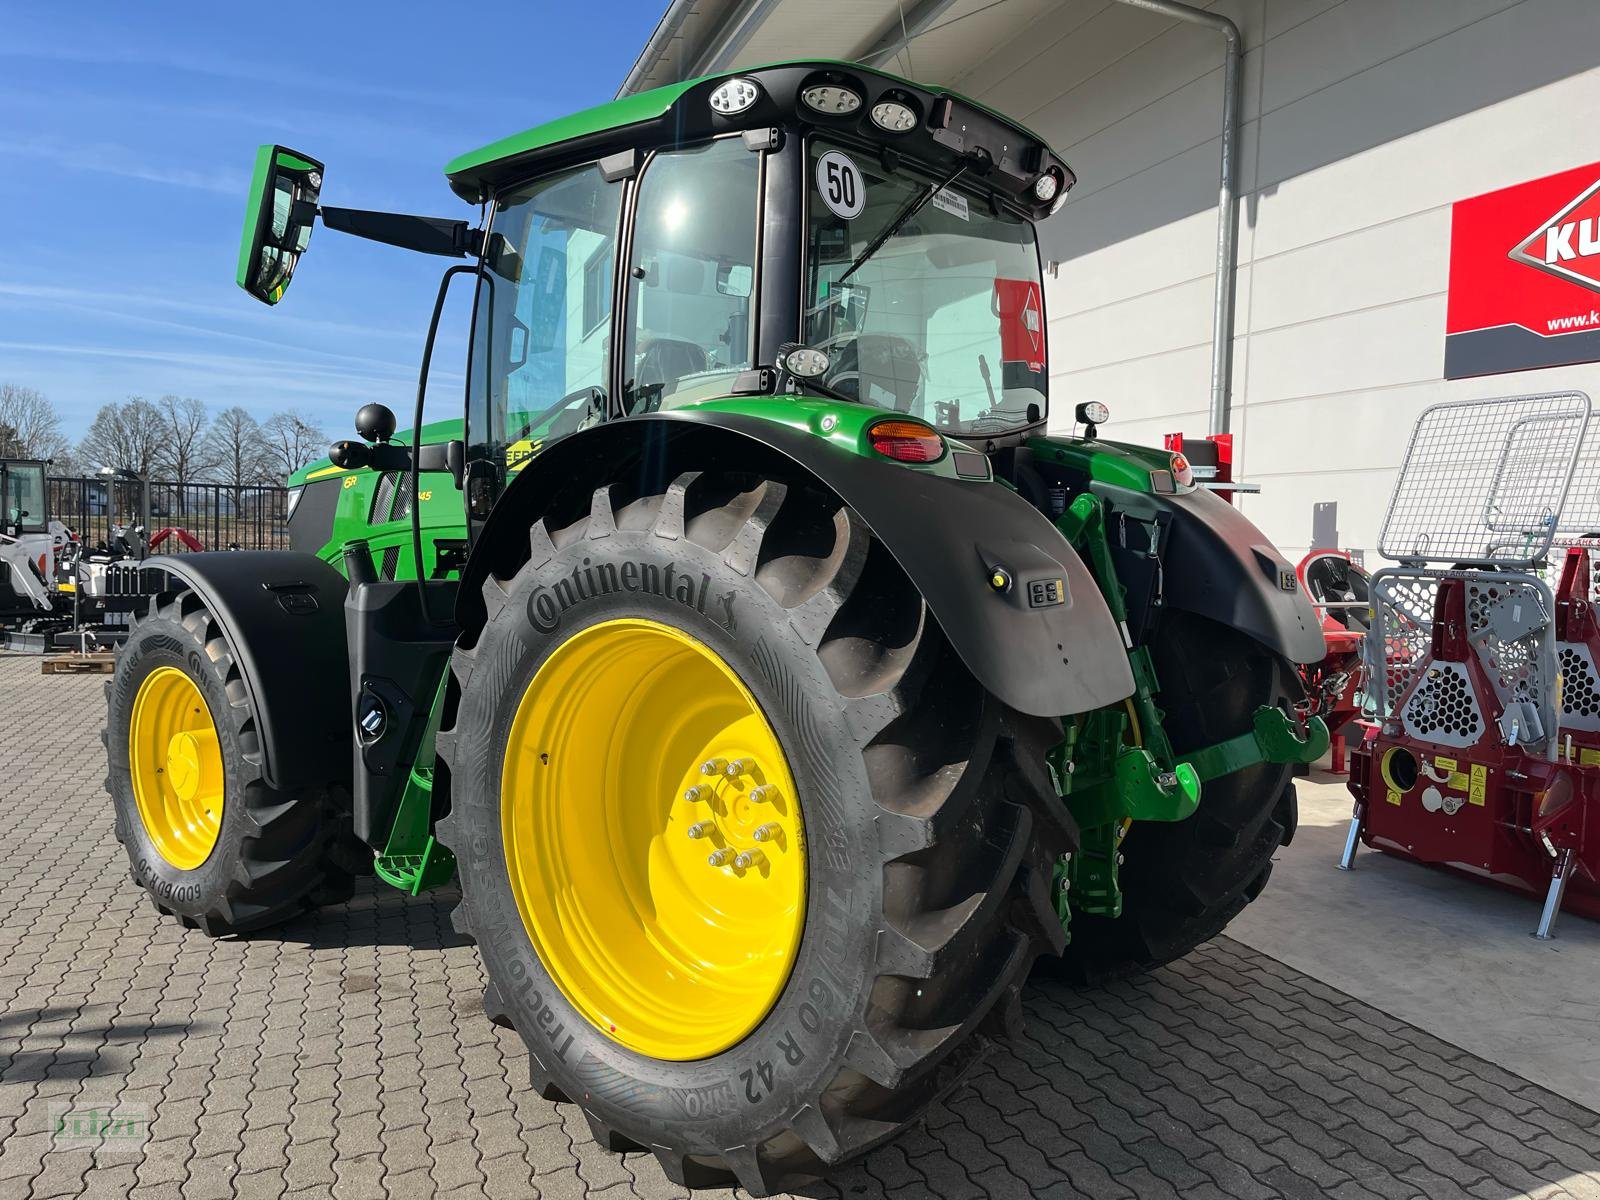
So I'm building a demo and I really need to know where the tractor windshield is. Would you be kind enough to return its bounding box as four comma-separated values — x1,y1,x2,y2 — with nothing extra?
803,139,1048,437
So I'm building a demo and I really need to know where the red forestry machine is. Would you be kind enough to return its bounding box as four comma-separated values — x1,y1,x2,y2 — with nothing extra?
1342,391,1600,937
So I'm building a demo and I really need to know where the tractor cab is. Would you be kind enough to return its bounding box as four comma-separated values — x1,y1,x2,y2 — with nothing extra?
1,458,60,621
238,62,1072,526
1,459,48,537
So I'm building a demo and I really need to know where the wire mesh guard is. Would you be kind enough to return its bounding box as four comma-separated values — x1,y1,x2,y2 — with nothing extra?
1366,567,1558,752
1556,432,1600,548
1378,391,1592,568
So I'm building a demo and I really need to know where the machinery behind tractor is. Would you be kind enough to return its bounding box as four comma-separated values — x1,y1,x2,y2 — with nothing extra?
2,460,162,651
101,61,1330,1192
1,458,69,621
1342,391,1600,938
1297,547,1372,771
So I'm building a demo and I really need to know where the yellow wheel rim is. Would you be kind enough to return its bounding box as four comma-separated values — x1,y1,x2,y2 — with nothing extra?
129,666,225,871
502,617,806,1060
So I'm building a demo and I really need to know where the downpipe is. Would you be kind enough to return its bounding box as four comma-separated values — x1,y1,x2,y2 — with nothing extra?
1110,0,1243,437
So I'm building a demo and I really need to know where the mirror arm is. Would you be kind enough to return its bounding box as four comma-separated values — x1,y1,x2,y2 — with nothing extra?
329,438,464,482
415,440,465,487
317,206,482,258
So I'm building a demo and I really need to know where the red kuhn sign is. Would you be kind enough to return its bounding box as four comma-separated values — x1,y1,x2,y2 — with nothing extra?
1445,161,1600,379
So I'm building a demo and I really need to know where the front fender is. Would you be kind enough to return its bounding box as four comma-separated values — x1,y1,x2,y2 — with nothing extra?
1096,482,1327,664
461,413,1135,718
121,552,352,791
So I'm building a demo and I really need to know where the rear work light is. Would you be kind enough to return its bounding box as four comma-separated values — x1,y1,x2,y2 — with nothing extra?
868,419,945,463
709,78,761,115
801,84,862,115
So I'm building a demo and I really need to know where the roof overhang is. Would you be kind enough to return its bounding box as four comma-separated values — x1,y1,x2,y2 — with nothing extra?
446,59,1071,213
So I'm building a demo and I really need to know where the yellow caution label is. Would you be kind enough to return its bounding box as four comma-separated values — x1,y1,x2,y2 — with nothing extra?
1387,788,1402,806
1434,756,1456,772
1582,748,1600,767
507,439,543,473
1469,763,1487,807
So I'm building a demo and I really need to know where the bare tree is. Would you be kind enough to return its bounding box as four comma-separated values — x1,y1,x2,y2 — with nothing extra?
153,395,217,483
260,410,328,481
78,397,167,476
0,382,68,460
203,406,269,495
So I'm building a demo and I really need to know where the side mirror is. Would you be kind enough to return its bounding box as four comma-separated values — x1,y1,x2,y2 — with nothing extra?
716,263,753,298
236,145,324,305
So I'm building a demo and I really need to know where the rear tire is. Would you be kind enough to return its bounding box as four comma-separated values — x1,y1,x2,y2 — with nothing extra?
436,470,1074,1194
104,589,357,935
1053,612,1300,984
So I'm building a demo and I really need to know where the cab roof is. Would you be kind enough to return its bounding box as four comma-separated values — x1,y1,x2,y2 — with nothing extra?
443,59,1069,209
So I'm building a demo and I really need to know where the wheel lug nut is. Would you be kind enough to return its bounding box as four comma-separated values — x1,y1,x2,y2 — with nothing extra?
752,823,780,842
734,849,766,870
683,785,708,803
748,785,777,804
723,757,754,778
686,822,714,840
699,758,727,776
707,849,734,866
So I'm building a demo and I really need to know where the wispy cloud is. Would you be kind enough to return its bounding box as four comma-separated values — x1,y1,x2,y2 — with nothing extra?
0,340,461,395
0,290,421,378
0,38,487,112
0,282,419,346
0,138,245,194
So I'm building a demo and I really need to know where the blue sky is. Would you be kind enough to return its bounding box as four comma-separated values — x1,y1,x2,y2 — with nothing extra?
0,1,661,441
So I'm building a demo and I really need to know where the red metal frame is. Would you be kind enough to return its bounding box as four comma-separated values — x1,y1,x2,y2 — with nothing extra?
1347,550,1600,924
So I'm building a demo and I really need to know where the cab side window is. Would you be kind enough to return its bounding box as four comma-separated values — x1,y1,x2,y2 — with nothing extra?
622,139,759,413
470,163,623,472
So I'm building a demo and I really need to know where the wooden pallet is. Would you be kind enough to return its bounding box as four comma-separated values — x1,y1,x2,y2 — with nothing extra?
41,653,116,675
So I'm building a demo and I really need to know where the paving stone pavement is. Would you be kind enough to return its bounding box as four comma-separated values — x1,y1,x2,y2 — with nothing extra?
2,653,1598,1200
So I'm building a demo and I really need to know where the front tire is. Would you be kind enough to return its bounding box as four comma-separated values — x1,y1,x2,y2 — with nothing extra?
436,470,1073,1194
105,590,356,934
1054,612,1300,984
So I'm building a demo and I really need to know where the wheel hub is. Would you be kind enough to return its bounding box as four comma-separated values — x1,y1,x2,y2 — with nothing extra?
129,666,225,871
501,618,806,1060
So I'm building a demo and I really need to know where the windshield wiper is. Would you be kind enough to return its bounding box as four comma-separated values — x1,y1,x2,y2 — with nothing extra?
837,160,971,285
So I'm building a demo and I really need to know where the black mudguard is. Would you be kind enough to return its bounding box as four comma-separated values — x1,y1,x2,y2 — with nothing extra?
1095,481,1327,665
460,413,1135,718
124,552,352,791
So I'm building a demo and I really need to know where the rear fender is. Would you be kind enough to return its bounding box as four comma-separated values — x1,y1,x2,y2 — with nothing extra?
460,413,1135,718
1095,482,1327,664
121,552,352,791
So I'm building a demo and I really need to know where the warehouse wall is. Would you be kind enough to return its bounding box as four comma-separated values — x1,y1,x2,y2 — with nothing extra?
949,0,1600,559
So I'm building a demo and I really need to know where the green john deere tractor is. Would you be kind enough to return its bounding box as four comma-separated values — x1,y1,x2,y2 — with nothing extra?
104,60,1328,1193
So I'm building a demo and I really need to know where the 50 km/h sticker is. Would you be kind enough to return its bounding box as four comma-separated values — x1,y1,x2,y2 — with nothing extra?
816,150,865,220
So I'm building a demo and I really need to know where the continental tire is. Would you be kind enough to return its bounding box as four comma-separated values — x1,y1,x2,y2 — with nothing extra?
104,589,357,934
435,471,1073,1194
1053,611,1299,984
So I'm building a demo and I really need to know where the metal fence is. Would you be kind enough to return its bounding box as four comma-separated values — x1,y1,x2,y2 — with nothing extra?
48,476,291,554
